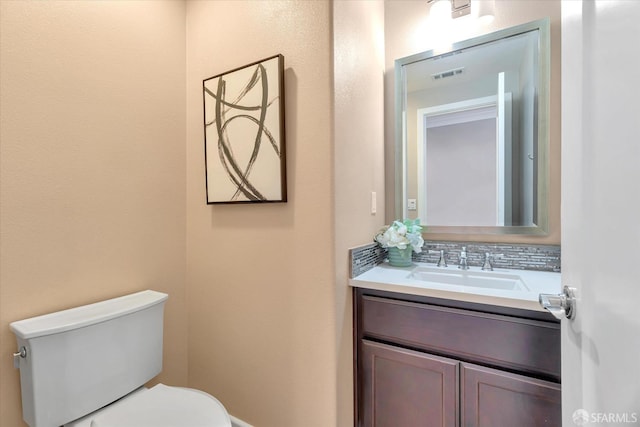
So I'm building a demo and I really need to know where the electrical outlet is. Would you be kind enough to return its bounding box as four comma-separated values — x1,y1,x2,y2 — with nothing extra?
407,199,417,210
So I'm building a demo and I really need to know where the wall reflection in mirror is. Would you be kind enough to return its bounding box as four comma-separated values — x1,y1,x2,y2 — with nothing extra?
396,19,549,235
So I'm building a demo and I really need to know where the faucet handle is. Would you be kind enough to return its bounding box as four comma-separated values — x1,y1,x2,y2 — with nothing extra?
482,252,504,271
428,249,447,267
458,247,469,270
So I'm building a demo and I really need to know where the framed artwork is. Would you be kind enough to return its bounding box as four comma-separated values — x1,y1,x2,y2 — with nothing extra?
203,54,286,204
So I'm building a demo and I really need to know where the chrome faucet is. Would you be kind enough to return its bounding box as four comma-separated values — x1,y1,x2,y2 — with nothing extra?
458,246,469,270
481,252,504,271
429,249,448,267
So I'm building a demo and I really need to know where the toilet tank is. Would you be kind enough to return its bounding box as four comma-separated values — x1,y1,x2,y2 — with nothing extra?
10,290,168,427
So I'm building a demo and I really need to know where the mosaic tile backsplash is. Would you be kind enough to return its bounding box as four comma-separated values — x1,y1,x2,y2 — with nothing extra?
350,240,561,278
349,243,387,278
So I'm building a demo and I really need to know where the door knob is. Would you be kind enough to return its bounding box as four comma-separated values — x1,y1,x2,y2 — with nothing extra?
539,286,576,320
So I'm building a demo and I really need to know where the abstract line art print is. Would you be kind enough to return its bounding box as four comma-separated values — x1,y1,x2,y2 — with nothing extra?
203,54,286,204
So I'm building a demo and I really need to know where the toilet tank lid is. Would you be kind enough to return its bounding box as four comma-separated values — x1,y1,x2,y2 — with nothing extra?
10,290,168,340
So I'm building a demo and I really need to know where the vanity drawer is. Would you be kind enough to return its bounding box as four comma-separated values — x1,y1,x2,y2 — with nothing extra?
361,295,560,380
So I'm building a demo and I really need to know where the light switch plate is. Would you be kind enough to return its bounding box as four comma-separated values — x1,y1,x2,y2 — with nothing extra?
371,192,377,214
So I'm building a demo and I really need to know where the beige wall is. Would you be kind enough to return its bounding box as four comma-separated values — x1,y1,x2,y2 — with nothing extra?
0,1,187,426
2,2,561,427
1,1,388,426
333,1,386,426
185,1,337,426
384,0,561,244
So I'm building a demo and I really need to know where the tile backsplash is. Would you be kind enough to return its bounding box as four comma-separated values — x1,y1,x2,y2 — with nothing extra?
349,243,387,278
350,240,560,278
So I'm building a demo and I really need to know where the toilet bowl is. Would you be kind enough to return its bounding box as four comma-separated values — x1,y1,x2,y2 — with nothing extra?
10,290,230,427
65,384,231,427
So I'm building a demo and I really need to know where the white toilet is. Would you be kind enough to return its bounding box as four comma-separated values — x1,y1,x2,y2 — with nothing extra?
10,290,232,427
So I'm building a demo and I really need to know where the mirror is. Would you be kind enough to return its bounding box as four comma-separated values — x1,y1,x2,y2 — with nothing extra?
395,18,549,235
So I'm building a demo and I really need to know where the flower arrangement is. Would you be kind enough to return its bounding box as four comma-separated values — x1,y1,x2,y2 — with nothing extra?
374,219,424,254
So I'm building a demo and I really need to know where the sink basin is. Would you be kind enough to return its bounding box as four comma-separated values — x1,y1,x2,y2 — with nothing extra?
408,266,529,291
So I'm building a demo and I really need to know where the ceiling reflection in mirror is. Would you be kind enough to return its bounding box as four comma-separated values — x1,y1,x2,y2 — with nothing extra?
395,19,549,235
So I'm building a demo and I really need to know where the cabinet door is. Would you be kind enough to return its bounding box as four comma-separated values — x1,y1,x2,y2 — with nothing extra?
461,363,561,427
361,340,458,427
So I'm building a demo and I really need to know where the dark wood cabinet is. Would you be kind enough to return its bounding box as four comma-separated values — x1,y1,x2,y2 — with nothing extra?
362,340,458,427
461,363,561,427
354,288,561,427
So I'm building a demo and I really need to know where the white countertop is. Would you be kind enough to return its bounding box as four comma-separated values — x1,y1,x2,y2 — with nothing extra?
350,262,562,312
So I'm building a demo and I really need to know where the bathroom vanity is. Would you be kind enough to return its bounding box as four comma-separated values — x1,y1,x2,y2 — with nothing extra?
351,264,561,427
358,14,562,425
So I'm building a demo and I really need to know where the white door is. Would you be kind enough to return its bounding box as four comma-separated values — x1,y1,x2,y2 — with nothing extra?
561,1,640,425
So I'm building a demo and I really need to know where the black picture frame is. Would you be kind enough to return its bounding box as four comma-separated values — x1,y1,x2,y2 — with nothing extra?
203,54,286,204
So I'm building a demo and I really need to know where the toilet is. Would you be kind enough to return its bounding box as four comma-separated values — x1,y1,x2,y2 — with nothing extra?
10,290,232,427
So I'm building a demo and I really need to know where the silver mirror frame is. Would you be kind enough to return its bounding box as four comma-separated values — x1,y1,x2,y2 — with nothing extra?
394,18,550,235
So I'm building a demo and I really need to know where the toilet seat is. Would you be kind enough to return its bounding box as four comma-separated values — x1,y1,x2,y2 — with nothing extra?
84,384,231,427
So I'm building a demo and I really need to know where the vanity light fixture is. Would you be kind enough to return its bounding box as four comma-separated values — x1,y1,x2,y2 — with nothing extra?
427,0,494,21
451,0,471,19
475,0,495,24
426,0,452,22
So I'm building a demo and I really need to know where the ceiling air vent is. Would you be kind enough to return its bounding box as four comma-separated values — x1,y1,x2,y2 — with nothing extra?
431,67,465,81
